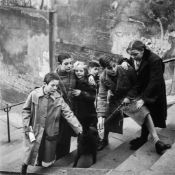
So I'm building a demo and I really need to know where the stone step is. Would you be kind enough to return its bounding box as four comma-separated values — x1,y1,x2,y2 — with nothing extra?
107,169,175,175
90,133,137,169
108,128,175,175
4,117,175,175
14,118,139,174
0,168,112,175
69,118,140,169
142,170,175,175
148,136,175,174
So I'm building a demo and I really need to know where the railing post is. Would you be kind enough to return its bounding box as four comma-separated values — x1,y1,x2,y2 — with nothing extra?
4,104,11,142
49,0,57,72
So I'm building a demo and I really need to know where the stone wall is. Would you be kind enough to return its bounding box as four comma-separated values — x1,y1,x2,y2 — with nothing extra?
1,0,175,108
55,0,175,94
0,7,49,107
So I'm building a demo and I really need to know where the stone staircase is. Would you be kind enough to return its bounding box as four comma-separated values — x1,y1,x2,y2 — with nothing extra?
25,127,175,175
0,105,175,175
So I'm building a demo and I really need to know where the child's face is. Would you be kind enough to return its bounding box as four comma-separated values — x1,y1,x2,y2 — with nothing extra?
105,61,117,73
75,67,85,79
44,80,59,94
60,58,73,72
89,67,99,76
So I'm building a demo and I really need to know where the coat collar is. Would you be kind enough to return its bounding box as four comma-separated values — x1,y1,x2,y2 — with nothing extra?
35,86,61,100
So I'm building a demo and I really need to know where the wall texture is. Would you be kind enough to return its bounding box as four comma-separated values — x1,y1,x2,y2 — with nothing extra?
1,0,175,107
55,0,175,94
55,0,175,57
0,7,49,107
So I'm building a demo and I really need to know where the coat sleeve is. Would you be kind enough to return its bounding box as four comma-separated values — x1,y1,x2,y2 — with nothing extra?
140,59,164,104
60,97,82,134
76,85,96,102
96,75,108,118
127,59,164,104
22,92,32,133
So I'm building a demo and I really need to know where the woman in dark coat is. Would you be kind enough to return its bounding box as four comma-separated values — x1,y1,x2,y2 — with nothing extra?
97,53,171,155
123,40,168,150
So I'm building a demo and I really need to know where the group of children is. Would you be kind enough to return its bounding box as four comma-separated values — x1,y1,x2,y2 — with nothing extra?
21,53,101,175
21,39,172,174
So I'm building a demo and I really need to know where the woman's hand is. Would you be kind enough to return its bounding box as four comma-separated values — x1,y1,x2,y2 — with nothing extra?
72,89,81,96
136,99,144,109
121,61,129,70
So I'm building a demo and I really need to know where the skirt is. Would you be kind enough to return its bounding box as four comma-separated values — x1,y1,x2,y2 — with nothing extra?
121,100,150,126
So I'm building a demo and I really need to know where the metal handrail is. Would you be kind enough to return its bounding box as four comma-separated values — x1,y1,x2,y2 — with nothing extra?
0,101,25,111
163,57,175,95
163,57,175,63
0,101,25,142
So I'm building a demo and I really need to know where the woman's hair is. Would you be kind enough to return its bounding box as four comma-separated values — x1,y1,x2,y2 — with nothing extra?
56,53,71,64
126,40,146,53
44,73,59,84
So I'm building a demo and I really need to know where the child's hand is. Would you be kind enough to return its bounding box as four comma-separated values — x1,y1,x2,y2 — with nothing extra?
88,75,96,86
97,116,104,130
72,89,81,96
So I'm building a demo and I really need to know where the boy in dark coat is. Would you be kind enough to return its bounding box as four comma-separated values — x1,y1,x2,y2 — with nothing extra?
55,53,77,159
88,60,100,88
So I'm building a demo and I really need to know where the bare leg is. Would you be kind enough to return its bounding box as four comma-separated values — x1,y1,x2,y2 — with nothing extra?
144,114,171,154
144,114,159,143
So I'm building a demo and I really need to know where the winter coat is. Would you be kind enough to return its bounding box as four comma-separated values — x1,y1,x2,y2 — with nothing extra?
55,68,77,159
55,68,76,109
73,77,97,127
22,87,82,166
126,49,167,128
97,65,136,133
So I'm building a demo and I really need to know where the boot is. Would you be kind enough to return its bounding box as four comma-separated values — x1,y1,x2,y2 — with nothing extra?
20,163,27,175
155,140,171,155
97,139,109,151
130,122,149,150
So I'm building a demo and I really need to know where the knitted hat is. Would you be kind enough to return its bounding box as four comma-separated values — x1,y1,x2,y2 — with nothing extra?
126,40,145,53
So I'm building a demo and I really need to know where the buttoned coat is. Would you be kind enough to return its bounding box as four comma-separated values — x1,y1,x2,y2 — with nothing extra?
73,77,97,127
97,65,136,133
22,87,82,165
127,49,167,128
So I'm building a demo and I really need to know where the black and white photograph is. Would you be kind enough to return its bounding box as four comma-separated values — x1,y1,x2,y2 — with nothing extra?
0,0,175,174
